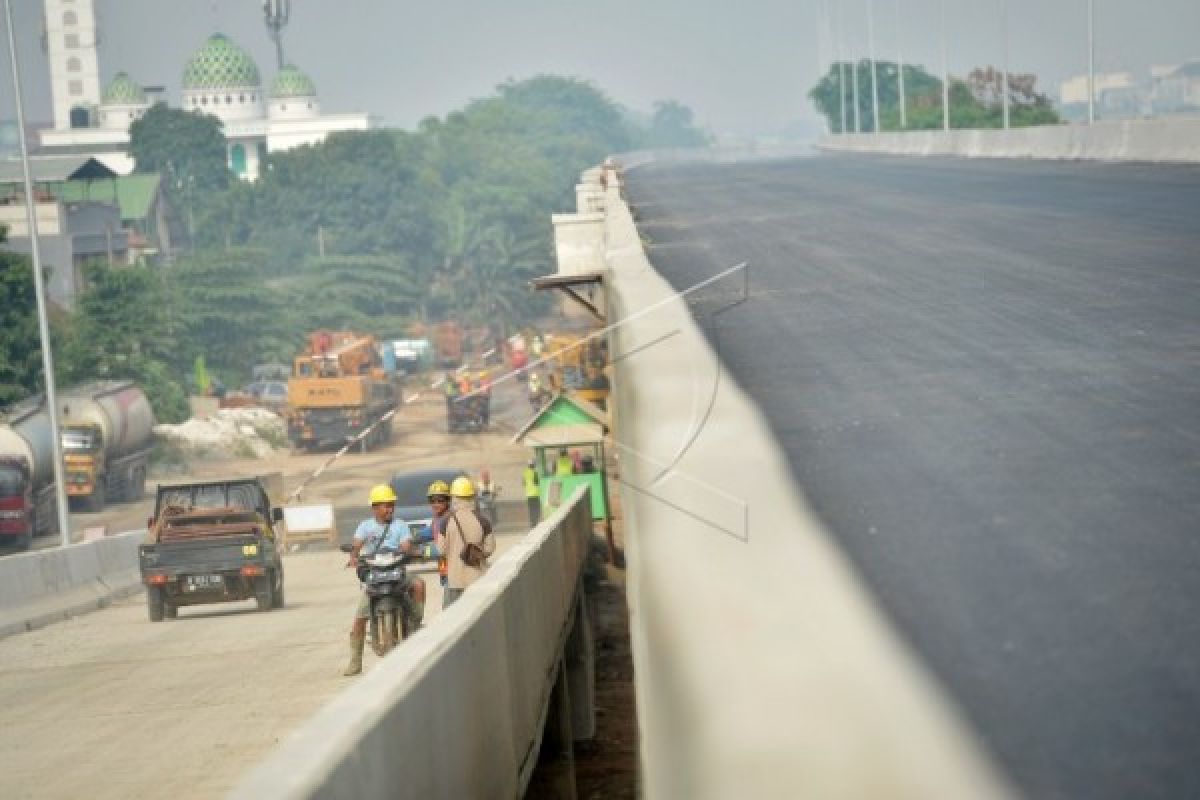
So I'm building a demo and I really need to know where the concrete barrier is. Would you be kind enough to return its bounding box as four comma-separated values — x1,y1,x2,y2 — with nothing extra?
0,530,144,637
231,488,595,800
603,160,1013,798
817,118,1200,163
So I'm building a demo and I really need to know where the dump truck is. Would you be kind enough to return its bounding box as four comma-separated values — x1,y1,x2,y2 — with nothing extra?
0,401,58,549
58,381,156,512
139,478,285,621
287,331,398,451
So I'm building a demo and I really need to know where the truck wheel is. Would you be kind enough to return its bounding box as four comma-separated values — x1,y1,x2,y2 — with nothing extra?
147,587,165,622
272,569,285,608
86,484,106,513
165,602,178,620
128,468,146,502
255,573,275,611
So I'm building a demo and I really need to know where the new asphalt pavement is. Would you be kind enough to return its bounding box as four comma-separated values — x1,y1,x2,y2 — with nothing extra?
625,153,1200,800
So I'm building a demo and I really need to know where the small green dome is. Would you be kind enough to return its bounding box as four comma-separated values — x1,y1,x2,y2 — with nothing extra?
182,33,261,90
102,72,145,105
270,65,317,98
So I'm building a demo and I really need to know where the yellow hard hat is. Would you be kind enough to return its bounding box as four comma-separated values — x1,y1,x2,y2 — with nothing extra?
427,479,451,498
368,484,397,505
450,476,475,498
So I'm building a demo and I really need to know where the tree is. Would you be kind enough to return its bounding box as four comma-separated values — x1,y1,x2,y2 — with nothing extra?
0,233,42,407
170,249,290,383
642,100,711,148
56,261,189,422
130,102,230,197
809,61,1061,132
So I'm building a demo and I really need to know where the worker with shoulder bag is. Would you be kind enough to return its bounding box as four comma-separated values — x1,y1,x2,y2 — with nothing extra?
436,476,496,608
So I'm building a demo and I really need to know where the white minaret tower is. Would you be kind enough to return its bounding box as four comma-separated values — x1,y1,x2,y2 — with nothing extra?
44,0,102,130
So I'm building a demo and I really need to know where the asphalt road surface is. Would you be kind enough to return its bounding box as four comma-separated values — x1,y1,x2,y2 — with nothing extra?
626,154,1200,800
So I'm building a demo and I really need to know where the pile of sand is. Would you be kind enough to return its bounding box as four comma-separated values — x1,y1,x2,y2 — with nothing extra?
155,408,286,460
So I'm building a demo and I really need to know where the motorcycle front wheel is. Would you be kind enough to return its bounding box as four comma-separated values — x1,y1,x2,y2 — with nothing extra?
376,610,398,655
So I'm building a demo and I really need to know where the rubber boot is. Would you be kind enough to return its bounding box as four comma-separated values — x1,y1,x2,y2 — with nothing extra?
343,633,365,676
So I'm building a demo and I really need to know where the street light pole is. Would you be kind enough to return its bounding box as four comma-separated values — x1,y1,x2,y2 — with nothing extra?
1000,0,1010,129
835,0,848,134
896,0,907,128
867,0,880,131
1087,0,1095,124
940,0,950,131
4,0,72,547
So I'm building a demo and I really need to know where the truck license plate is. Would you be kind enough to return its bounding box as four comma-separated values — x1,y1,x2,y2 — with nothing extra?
186,574,223,591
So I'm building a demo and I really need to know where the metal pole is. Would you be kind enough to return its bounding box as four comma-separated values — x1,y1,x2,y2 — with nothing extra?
1000,0,1010,129
5,0,72,547
896,0,906,128
835,0,848,134
867,0,880,131
940,0,950,131
1087,0,1095,124
852,52,862,133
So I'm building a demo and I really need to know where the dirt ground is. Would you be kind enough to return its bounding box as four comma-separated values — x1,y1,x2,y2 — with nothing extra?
572,562,639,799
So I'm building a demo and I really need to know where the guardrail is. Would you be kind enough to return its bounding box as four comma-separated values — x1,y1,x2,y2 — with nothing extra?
817,118,1200,163
231,487,595,799
0,529,144,637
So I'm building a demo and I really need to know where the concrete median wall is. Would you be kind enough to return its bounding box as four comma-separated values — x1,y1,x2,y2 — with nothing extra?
0,530,144,637
601,160,1013,798
231,488,594,800
817,118,1200,162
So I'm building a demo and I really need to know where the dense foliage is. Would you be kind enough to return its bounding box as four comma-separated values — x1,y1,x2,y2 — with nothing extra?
0,232,43,407
1,76,709,421
810,61,1061,132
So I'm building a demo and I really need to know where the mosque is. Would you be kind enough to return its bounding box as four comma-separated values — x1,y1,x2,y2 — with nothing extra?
37,0,370,179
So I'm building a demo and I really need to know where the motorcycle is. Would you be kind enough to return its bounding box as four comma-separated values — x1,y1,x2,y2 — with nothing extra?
342,543,415,657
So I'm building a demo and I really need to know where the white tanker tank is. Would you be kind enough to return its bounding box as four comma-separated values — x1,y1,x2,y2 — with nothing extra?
56,381,156,511
0,401,59,543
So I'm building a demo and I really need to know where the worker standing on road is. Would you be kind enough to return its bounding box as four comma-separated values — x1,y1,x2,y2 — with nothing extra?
443,372,459,416
436,476,495,609
523,460,541,527
342,484,426,677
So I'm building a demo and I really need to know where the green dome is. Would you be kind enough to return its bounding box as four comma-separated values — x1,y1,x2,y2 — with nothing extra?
270,65,317,98
182,33,261,90
102,72,145,105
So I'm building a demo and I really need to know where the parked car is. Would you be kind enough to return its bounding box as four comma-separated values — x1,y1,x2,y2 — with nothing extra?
388,467,469,560
245,380,289,414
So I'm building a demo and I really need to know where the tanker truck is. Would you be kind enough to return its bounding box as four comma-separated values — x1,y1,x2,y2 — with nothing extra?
57,381,155,512
0,401,58,549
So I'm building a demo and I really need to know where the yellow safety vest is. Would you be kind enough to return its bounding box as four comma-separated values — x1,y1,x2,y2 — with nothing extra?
556,456,573,476
522,467,540,498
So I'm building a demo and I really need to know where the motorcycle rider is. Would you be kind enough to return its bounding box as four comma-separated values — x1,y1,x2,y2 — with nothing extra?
437,476,496,608
343,484,426,676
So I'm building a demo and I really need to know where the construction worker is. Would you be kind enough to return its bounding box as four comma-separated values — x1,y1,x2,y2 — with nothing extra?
458,371,472,395
342,484,426,677
555,448,574,477
523,459,541,527
421,480,453,590
443,371,459,415
436,476,495,609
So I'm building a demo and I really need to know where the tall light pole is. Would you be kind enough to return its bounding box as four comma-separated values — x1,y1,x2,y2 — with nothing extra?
940,0,950,131
263,0,291,69
867,0,880,131
1087,0,1095,123
4,0,72,547
1000,0,1010,129
835,0,848,134
852,52,862,133
896,0,907,128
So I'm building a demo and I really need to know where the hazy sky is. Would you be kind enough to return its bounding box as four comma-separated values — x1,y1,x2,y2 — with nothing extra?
2,1,1197,138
